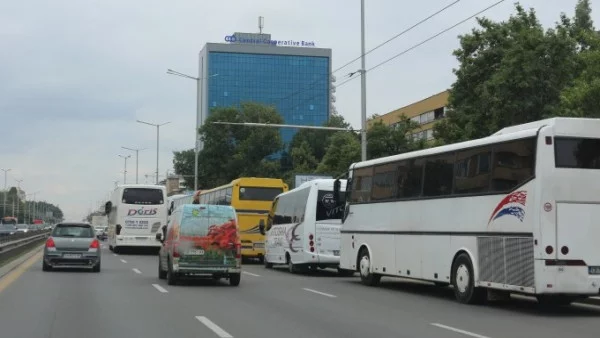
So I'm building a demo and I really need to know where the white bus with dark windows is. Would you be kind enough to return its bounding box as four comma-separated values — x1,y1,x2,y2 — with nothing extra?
260,179,354,276
105,184,168,253
335,117,600,306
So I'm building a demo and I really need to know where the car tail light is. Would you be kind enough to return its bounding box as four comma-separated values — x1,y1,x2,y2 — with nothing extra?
89,239,99,250
235,243,241,259
46,237,56,250
172,242,180,258
310,247,315,252
309,234,314,240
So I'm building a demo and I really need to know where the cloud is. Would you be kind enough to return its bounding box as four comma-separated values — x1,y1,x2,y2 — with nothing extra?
0,0,583,220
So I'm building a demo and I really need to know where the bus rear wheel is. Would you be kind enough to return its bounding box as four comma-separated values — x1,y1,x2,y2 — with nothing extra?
452,253,486,304
358,248,380,286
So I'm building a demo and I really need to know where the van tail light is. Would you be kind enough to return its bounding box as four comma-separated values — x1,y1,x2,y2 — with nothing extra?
46,237,56,251
309,234,314,240
89,239,99,250
235,243,241,259
172,242,181,258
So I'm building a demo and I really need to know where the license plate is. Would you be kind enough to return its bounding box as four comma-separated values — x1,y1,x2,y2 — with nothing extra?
187,249,205,256
253,243,264,249
333,250,340,256
589,266,600,275
63,253,81,259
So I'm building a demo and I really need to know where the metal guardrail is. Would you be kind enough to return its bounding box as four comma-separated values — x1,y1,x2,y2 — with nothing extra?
0,230,51,259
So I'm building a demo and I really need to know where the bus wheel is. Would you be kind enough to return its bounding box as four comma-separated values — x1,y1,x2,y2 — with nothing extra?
229,273,241,286
452,253,485,304
287,254,298,274
109,245,113,251
264,256,273,269
358,248,380,286
113,246,120,254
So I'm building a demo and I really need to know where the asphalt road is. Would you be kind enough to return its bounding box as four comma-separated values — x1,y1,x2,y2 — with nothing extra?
1,244,600,338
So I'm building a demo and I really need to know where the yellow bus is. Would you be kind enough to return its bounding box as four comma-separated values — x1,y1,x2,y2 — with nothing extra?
198,177,288,262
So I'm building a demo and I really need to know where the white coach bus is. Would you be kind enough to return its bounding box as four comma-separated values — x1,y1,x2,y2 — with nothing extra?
260,179,353,275
105,184,168,253
337,117,600,305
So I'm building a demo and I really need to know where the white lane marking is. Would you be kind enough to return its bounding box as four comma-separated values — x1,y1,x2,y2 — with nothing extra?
302,288,337,298
242,271,260,277
132,268,141,274
431,323,491,338
120,259,127,263
113,254,118,257
152,284,168,293
195,316,233,338
592,296,600,300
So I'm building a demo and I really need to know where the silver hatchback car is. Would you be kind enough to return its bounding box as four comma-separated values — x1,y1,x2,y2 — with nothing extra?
43,222,101,272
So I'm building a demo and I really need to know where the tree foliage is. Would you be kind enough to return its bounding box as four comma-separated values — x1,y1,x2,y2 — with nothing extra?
0,188,63,223
434,1,596,144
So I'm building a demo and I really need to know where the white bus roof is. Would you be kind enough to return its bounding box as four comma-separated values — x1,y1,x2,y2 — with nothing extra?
277,179,347,198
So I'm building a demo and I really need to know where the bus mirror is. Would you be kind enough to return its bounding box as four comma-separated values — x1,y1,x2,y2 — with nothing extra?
116,224,122,235
258,219,266,235
333,179,341,202
104,201,112,215
155,232,162,242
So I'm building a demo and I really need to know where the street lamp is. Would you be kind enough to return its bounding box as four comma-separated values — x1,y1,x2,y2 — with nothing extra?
121,146,146,184
166,68,218,190
136,120,171,185
118,154,131,184
15,179,23,219
1,168,11,217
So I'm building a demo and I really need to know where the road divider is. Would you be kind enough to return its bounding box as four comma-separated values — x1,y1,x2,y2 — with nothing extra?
195,316,233,338
302,288,337,298
430,323,491,338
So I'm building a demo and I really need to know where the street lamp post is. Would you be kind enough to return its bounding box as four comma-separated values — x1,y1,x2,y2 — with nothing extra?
1,168,11,217
15,179,22,219
166,69,218,190
118,154,131,184
121,146,146,184
136,120,171,185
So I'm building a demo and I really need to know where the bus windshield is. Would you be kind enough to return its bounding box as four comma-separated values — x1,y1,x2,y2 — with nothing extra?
238,187,283,201
122,188,164,205
555,137,600,169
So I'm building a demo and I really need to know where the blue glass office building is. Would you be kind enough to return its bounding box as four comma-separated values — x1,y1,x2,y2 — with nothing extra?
198,35,332,152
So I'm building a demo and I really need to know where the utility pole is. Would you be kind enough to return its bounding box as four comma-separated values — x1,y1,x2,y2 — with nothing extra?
15,179,22,221
360,0,368,161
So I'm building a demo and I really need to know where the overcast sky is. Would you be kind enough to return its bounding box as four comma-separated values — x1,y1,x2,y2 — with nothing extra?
0,0,590,220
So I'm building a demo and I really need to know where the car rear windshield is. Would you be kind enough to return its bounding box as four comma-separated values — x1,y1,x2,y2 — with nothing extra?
238,187,283,201
52,224,94,238
316,190,347,221
555,137,600,169
122,188,164,205
180,208,236,237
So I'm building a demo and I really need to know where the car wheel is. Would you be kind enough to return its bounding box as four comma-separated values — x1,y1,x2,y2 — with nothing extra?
158,259,167,279
93,262,101,273
167,259,178,286
229,273,241,286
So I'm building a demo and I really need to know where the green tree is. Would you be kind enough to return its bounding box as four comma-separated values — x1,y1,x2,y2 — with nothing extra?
288,113,351,164
434,3,580,144
560,36,600,117
367,115,424,159
172,102,285,189
316,132,361,176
